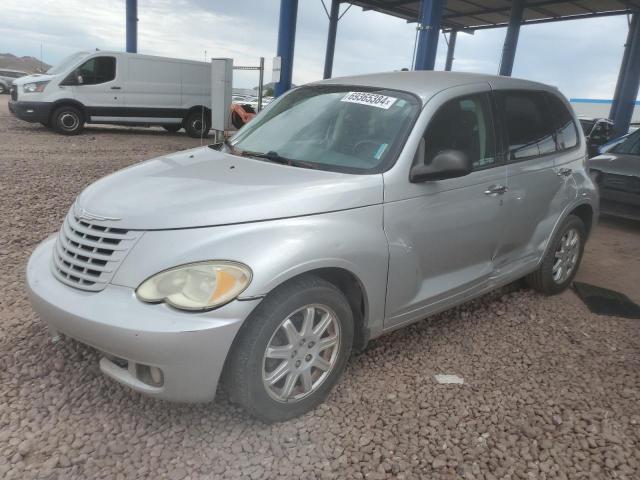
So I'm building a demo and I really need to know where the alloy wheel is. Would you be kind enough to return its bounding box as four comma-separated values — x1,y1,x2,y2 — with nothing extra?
262,304,341,403
552,228,580,284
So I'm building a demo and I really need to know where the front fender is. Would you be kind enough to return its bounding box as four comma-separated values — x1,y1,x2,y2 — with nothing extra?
111,205,389,337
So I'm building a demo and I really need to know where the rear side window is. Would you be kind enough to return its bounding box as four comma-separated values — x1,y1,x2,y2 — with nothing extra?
546,93,578,150
424,93,497,170
496,91,556,161
77,56,116,85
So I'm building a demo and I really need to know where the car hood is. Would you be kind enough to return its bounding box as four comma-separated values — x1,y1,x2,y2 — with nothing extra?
13,73,57,86
75,146,384,230
589,153,640,177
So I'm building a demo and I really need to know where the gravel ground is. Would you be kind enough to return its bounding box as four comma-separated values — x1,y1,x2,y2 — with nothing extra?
1,101,639,480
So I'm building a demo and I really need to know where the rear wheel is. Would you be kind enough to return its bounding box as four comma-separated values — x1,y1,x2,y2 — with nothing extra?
52,105,84,135
225,275,353,422
184,110,210,138
162,124,181,133
526,215,586,295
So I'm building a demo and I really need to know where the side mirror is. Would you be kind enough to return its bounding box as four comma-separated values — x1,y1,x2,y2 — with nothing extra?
410,149,473,183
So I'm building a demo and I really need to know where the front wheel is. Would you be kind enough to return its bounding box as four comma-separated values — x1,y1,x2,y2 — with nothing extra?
225,275,354,422
51,106,84,135
526,215,586,295
183,110,210,138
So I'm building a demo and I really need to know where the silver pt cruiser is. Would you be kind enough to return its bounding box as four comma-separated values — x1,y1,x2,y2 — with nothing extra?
27,72,598,422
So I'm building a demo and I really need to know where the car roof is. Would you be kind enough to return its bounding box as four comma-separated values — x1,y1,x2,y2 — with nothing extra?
314,70,557,102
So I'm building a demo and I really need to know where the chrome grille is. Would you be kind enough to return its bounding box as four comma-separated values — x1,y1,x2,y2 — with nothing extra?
51,211,142,291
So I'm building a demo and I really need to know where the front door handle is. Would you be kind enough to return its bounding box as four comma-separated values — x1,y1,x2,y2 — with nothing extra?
110,86,122,90
557,167,572,177
484,184,508,196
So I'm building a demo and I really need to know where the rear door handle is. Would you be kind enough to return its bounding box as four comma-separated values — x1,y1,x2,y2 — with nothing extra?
484,184,508,196
110,86,122,90
557,167,572,177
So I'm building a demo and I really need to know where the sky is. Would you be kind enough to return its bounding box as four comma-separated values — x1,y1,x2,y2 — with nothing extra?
0,0,631,99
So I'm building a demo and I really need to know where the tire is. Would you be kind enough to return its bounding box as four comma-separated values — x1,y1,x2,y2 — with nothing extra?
51,105,84,135
526,215,586,295
225,275,354,423
184,110,210,138
162,124,181,133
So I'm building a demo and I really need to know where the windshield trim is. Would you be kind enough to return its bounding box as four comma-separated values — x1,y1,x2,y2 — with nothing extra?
230,84,423,175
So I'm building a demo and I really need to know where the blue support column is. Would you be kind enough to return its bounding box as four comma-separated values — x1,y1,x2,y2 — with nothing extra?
323,0,340,79
126,0,137,53
498,0,524,76
414,0,445,71
444,30,457,71
612,12,640,138
610,14,638,121
274,0,299,97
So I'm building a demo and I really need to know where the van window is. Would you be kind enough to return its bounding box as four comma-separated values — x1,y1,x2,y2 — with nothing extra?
424,93,496,170
546,93,578,150
77,56,116,85
496,91,556,161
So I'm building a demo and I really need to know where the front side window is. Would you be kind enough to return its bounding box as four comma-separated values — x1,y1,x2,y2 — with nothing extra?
423,93,496,170
76,56,116,85
546,93,578,151
231,86,420,173
497,91,556,161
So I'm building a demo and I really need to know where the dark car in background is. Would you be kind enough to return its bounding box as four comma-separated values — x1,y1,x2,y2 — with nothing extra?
580,117,614,158
0,69,27,94
589,128,640,220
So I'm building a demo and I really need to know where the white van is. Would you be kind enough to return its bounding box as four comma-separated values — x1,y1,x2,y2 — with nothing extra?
8,51,212,137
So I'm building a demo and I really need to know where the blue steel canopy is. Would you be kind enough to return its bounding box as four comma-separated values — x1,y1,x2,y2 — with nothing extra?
348,0,639,30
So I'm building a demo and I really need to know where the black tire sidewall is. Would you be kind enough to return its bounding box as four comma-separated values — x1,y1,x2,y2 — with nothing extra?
53,106,84,135
538,215,586,294
229,277,354,422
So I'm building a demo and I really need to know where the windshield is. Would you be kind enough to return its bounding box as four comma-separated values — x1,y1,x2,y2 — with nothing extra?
47,52,89,75
579,119,595,135
230,85,420,173
611,129,640,155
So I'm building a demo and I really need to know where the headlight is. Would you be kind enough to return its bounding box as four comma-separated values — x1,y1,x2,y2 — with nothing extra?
135,261,252,311
23,81,50,93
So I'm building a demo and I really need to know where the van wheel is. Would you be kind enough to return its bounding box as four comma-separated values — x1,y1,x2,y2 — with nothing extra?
52,106,84,135
184,110,210,138
225,275,353,423
526,215,586,295
162,125,181,133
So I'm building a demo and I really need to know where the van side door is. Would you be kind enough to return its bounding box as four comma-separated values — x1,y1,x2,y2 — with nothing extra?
492,89,570,278
65,55,123,116
383,85,508,329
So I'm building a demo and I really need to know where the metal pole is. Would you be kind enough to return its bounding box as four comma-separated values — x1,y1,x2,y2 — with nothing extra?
612,12,640,137
258,57,265,112
610,14,637,120
444,30,457,71
126,0,138,53
414,0,445,70
498,0,525,76
323,0,340,79
274,0,298,97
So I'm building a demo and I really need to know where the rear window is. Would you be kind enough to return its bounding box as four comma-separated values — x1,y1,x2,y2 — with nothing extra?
546,93,579,151
496,91,556,161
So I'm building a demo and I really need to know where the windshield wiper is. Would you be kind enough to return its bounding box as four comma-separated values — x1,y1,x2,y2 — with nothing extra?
241,150,317,169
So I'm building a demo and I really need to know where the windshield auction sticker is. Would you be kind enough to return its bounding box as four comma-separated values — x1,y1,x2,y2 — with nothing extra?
341,92,397,109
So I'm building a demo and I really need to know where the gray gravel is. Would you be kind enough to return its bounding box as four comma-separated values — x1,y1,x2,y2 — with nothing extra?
1,102,640,479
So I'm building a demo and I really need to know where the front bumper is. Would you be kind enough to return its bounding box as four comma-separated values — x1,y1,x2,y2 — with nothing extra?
8,100,52,123
26,236,260,402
